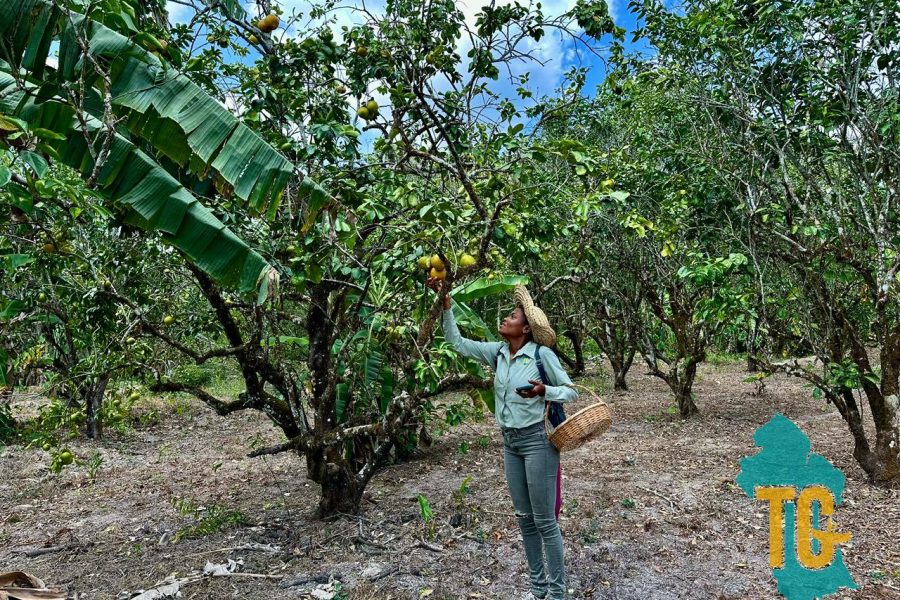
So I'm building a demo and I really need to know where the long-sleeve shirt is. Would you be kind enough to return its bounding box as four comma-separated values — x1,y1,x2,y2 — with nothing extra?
441,307,578,428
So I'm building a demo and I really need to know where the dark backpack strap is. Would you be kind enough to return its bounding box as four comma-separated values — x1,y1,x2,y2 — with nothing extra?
534,345,549,385
536,345,567,427
493,346,503,370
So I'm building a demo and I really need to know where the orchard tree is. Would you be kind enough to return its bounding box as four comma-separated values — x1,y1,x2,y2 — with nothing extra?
635,0,900,484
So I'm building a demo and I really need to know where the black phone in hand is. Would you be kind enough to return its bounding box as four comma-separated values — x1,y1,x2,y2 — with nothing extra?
515,384,535,393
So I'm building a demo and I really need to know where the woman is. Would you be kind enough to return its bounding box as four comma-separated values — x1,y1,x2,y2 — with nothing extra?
427,279,577,600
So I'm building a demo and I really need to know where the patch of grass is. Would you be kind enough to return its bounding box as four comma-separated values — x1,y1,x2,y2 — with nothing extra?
706,350,747,365
170,496,246,541
581,516,602,545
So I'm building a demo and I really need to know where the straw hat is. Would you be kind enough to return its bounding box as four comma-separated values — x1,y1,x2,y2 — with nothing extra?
514,284,557,347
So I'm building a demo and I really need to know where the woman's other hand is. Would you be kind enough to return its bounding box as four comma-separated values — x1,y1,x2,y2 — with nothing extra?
426,277,451,309
516,379,546,398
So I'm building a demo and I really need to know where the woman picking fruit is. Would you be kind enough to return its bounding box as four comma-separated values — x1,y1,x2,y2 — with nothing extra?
426,274,577,600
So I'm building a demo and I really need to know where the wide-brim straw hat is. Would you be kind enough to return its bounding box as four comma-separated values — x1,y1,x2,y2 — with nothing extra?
513,284,557,347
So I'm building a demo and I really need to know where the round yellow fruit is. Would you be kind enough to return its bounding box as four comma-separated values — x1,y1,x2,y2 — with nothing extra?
163,315,175,326
430,254,445,270
249,34,259,44
126,337,136,344
356,45,368,57
357,106,370,120
366,99,379,114
59,450,74,465
460,253,476,267
429,267,447,280
258,14,279,32
336,84,347,94
602,178,615,188
37,292,47,302
42,242,56,253
417,256,431,270
129,391,141,401
42,442,52,451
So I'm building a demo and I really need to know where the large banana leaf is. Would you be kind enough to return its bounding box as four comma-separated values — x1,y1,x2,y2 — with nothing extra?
0,0,293,216
0,69,272,294
450,275,530,303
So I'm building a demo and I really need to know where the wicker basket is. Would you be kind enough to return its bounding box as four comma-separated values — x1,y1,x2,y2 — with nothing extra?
544,383,613,452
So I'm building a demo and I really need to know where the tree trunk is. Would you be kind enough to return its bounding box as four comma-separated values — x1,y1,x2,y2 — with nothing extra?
308,447,364,517
608,348,634,391
84,373,110,439
675,384,699,417
563,330,585,377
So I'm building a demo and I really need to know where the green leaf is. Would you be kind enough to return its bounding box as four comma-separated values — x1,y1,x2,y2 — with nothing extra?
0,299,27,320
20,150,48,177
336,383,350,424
0,165,10,188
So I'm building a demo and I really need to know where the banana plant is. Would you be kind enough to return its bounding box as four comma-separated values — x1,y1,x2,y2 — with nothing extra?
0,0,329,296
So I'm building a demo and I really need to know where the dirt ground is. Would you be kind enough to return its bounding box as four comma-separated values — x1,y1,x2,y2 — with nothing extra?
2,359,899,600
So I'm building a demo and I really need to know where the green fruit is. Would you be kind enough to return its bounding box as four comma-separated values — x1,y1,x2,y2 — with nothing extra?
59,450,74,465
280,141,292,151
356,45,368,57
417,256,431,270
42,442,52,451
126,337,136,344
356,106,370,120
37,292,47,302
336,84,348,94
163,315,175,326
366,99,379,114
129,391,141,401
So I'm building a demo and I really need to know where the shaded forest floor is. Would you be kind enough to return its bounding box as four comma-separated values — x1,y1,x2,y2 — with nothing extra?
2,358,899,599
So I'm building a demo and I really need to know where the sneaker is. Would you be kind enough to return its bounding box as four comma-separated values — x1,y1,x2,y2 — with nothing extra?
521,593,547,600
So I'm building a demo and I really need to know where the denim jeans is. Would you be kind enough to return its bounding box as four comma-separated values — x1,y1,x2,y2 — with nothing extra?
502,420,567,599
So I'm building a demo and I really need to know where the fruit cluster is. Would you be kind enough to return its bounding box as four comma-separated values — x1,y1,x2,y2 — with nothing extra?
357,99,379,120
418,252,476,280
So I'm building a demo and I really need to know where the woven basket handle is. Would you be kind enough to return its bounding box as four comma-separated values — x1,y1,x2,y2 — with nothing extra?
565,382,605,403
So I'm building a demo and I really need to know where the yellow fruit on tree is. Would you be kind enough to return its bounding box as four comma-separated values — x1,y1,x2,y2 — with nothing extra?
336,84,347,94
460,253,476,267
42,242,56,253
429,267,447,280
356,45,368,57
602,178,615,188
163,315,175,326
417,256,431,270
357,106,370,120
258,14,279,32
249,34,259,44
366,99,379,114
37,292,47,302
430,254,445,270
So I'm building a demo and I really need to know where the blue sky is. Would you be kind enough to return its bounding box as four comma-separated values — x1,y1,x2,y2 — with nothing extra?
168,0,648,96
168,0,652,139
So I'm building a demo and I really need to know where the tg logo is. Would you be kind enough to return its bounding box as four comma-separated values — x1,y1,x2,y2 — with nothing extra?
737,414,857,599
755,485,851,569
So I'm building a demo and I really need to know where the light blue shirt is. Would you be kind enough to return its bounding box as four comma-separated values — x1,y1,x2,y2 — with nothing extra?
441,308,578,428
